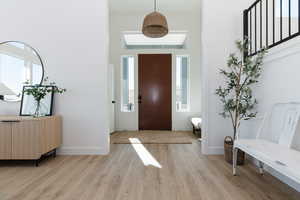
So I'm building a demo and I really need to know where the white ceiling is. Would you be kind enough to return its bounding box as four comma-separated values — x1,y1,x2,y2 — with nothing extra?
109,0,200,13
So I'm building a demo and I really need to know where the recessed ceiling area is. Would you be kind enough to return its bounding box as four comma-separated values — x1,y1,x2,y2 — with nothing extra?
109,0,200,13
123,31,187,49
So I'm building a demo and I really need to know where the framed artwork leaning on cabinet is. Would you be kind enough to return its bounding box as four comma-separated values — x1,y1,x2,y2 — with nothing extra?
19,85,54,117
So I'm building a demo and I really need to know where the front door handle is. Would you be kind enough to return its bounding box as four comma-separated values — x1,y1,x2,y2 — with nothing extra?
138,95,142,104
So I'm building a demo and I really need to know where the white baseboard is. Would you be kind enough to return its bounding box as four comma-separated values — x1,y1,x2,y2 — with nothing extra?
58,146,109,155
172,128,193,131
115,129,139,132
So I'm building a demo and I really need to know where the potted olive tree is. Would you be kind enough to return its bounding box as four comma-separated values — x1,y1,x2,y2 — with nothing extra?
216,40,266,165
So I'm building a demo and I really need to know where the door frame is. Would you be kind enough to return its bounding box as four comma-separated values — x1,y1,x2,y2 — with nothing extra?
109,64,115,133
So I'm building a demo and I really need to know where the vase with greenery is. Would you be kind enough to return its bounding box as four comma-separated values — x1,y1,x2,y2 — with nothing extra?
24,77,66,117
215,39,266,164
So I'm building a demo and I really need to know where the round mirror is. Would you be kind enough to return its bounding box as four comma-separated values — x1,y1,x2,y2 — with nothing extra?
0,41,44,102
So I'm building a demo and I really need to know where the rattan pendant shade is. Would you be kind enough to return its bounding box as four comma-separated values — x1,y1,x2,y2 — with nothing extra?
142,0,169,38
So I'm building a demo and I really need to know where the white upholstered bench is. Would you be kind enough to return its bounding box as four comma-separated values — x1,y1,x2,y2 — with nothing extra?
233,103,300,185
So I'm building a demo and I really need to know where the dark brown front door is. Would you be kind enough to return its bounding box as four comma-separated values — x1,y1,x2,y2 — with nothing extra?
138,54,172,130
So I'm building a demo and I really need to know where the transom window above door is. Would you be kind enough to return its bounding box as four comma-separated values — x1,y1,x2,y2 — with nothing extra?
122,31,187,49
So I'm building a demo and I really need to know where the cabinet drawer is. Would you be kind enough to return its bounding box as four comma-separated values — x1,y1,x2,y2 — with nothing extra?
11,121,41,160
0,123,12,159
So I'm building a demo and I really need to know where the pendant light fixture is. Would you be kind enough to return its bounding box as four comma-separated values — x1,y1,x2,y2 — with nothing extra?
142,0,169,38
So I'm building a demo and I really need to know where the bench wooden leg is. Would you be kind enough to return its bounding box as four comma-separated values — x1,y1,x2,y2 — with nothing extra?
258,161,264,175
233,147,238,176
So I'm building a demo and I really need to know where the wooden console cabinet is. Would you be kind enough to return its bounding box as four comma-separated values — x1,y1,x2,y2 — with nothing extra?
0,116,62,165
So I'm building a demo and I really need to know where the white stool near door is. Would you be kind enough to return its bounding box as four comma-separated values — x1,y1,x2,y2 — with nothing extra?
191,117,202,137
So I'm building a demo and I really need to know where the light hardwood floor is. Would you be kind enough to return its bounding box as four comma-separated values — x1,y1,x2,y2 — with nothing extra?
0,131,299,200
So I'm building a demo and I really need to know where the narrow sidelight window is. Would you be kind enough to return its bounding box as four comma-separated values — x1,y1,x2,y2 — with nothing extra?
121,56,135,112
176,55,190,112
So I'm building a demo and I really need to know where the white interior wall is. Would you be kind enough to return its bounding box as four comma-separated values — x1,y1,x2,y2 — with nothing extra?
109,12,201,131
201,0,253,155
0,0,110,155
201,0,300,192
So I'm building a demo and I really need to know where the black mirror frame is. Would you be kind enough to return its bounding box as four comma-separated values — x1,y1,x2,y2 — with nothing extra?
0,40,45,102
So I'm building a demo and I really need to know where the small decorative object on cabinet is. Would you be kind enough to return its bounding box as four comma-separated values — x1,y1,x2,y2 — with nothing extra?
0,115,62,166
20,77,66,117
20,85,55,117
215,39,267,165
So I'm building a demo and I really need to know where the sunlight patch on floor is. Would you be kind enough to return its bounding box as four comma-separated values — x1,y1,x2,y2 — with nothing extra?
129,138,162,168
